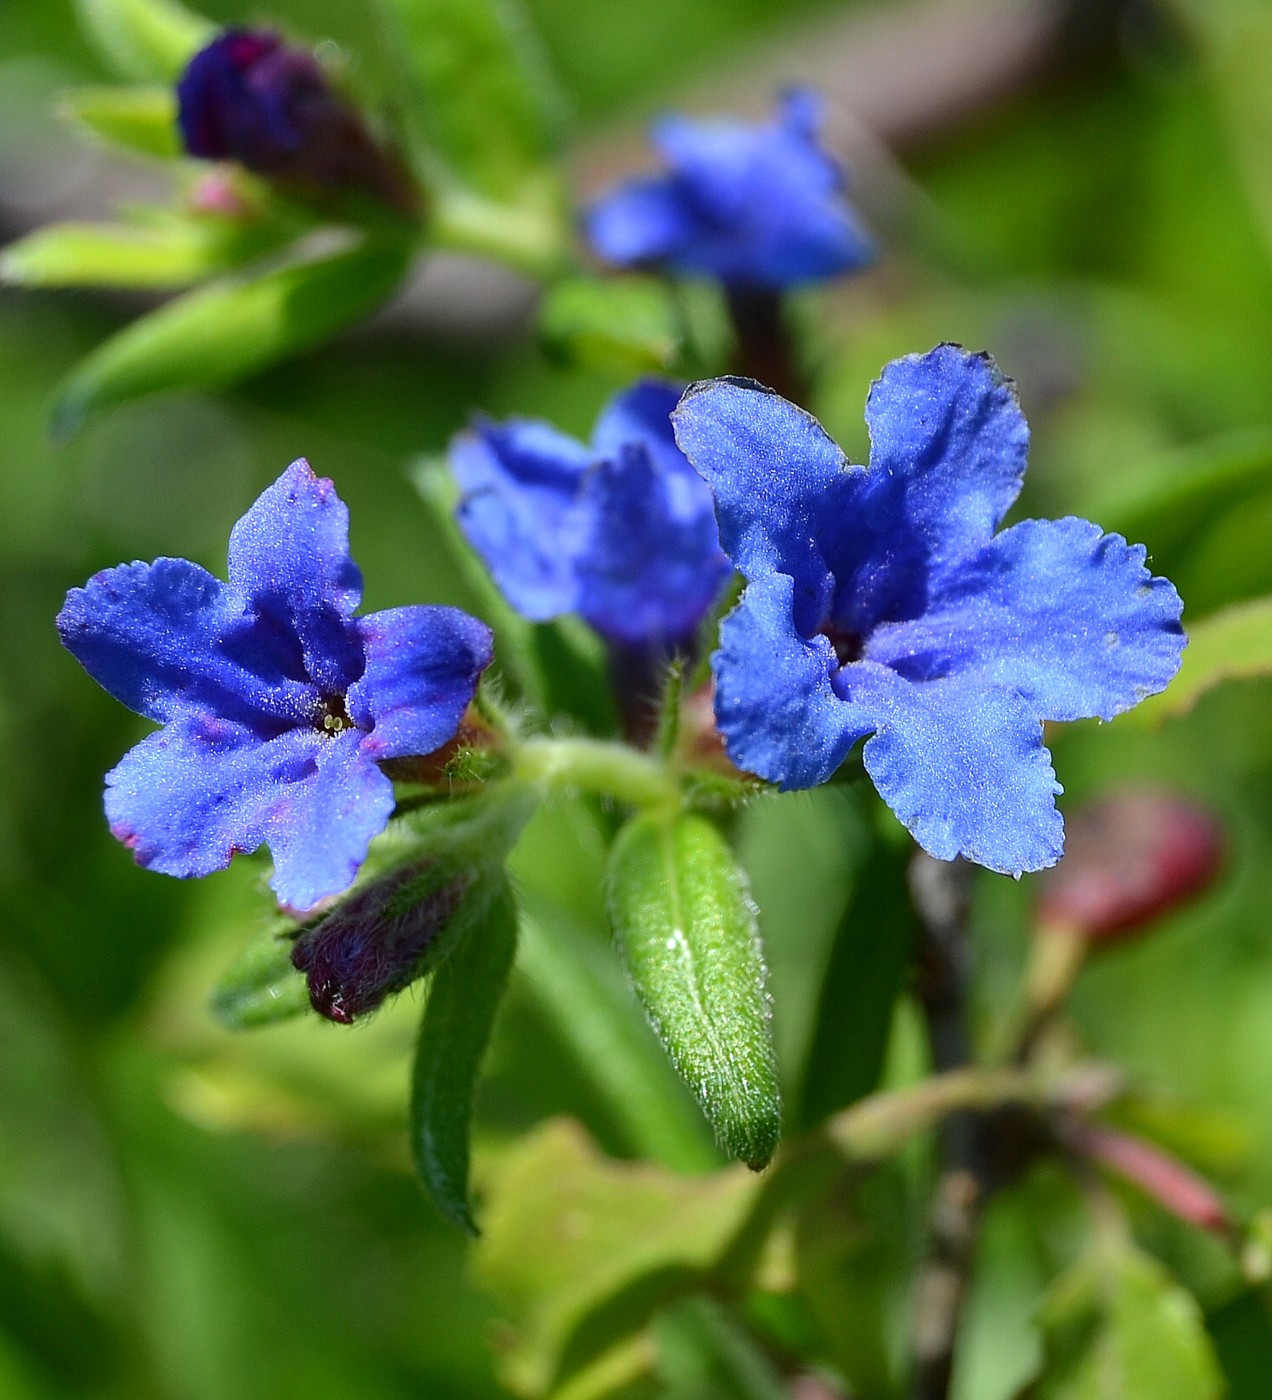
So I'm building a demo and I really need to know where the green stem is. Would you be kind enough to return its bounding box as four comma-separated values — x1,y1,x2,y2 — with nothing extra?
512,736,681,812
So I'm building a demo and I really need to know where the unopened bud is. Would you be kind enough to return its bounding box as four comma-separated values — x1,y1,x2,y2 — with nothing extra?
177,29,419,218
291,861,471,1023
1038,788,1223,943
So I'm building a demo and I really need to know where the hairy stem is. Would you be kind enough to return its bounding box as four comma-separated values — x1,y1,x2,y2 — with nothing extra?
725,286,809,403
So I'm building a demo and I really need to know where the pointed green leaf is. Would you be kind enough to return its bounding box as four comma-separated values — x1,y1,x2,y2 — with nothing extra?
410,882,518,1234
62,84,180,158
607,813,781,1171
1131,595,1272,723
1024,1242,1223,1400
208,923,310,1030
53,239,412,435
74,0,214,83
0,215,289,290
540,275,681,376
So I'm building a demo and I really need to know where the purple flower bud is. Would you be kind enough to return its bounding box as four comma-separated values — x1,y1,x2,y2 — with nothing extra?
291,861,473,1024
177,29,418,218
1037,788,1224,943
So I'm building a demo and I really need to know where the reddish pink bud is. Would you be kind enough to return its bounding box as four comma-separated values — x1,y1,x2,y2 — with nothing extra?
1037,788,1223,943
1064,1119,1230,1234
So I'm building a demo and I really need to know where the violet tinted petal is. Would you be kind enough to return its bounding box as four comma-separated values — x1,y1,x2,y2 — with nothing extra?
347,605,493,760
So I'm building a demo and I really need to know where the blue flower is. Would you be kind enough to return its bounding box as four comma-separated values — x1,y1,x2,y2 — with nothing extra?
450,380,731,653
57,461,492,911
671,346,1186,874
582,89,874,291
177,29,415,216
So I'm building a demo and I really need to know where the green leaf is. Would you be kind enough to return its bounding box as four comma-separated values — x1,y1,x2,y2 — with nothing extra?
74,0,214,83
1023,1242,1224,1400
0,215,291,290
655,1296,787,1400
474,1118,763,1396
794,833,917,1129
1130,596,1272,723
540,276,681,376
208,923,310,1030
374,0,563,198
410,882,518,1234
517,902,722,1173
52,239,412,435
61,84,180,158
607,813,781,1170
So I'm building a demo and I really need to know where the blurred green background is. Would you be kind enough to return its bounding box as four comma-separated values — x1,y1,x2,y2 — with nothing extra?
5,1,1272,1397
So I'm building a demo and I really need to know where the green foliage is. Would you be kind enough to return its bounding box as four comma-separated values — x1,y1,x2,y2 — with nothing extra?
1132,596,1272,722
73,0,213,82
61,84,180,158
607,812,781,1170
539,275,681,376
411,882,519,1233
52,239,413,434
1022,1241,1224,1400
474,1117,763,1396
0,213,293,290
208,921,309,1029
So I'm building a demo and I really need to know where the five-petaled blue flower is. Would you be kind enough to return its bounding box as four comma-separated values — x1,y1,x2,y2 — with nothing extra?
672,345,1186,874
177,29,415,215
57,461,492,911
450,380,731,654
582,89,874,291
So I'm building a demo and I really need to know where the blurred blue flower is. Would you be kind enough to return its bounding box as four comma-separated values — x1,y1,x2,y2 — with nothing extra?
582,89,874,290
57,461,491,911
672,346,1186,874
450,380,730,652
177,29,416,215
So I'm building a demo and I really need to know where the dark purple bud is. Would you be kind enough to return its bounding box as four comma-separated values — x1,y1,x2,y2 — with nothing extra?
291,861,471,1023
177,29,418,218
1038,787,1224,944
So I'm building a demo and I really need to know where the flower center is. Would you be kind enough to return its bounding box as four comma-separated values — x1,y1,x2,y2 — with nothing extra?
821,622,863,667
315,693,354,736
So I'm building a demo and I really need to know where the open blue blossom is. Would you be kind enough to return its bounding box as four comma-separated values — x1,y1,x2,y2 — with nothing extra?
177,29,416,216
672,346,1186,874
57,461,492,911
582,89,874,290
450,380,730,653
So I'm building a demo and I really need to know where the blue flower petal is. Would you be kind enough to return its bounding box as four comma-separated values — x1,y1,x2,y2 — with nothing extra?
714,573,872,788
842,665,1064,874
582,176,694,268
348,605,493,759
57,557,315,727
861,346,1029,577
865,517,1186,721
576,443,730,649
673,377,851,634
451,418,593,621
227,459,364,696
591,379,685,478
105,718,394,908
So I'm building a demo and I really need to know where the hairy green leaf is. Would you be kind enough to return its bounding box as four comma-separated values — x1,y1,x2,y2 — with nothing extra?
52,239,412,435
410,882,518,1234
74,0,213,83
607,813,780,1170
208,923,310,1030
0,216,290,290
62,85,180,158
